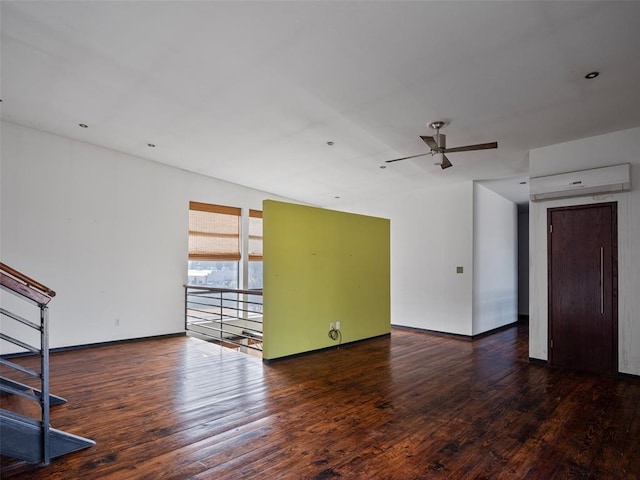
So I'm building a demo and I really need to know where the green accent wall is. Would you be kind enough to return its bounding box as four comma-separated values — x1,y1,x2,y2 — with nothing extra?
262,200,390,360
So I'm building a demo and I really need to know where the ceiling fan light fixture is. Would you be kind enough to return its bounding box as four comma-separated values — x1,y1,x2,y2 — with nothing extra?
433,152,444,166
585,71,599,80
428,121,448,130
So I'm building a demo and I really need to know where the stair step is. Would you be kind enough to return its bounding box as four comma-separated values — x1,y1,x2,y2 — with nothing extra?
0,377,68,406
0,408,95,464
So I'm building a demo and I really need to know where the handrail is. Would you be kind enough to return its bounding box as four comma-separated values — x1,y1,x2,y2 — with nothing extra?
0,265,95,464
0,270,52,464
1,262,56,298
184,285,263,354
184,284,262,295
0,272,52,306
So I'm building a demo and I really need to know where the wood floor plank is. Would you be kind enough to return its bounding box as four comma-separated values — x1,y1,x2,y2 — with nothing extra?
2,323,640,479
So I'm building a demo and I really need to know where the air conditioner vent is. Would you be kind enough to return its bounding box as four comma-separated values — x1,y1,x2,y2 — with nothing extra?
529,164,631,202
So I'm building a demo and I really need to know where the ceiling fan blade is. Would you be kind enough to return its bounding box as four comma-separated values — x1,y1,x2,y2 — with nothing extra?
440,155,453,170
420,135,438,150
385,152,431,163
443,141,498,154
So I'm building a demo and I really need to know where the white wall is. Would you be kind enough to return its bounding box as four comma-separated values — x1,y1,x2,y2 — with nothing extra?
340,180,518,337
340,182,475,336
529,126,640,375
472,183,518,335
0,122,291,351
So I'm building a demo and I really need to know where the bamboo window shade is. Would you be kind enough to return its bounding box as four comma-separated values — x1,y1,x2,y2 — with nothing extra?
188,202,241,261
248,209,263,261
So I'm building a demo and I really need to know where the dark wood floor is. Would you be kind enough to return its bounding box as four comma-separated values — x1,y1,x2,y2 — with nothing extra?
1,323,640,479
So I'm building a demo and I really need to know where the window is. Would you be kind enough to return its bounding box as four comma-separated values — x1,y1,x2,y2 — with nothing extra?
187,202,263,290
248,209,263,290
188,202,240,288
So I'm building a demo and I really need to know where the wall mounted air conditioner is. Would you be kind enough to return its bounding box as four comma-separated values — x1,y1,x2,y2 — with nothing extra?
529,163,631,202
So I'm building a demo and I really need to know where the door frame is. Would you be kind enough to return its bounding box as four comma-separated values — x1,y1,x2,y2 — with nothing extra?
547,201,618,373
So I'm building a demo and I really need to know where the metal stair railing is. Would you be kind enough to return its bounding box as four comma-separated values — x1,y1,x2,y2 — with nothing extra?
184,285,263,354
0,262,95,465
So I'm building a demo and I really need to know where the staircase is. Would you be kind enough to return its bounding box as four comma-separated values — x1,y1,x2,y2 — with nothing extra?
0,263,95,465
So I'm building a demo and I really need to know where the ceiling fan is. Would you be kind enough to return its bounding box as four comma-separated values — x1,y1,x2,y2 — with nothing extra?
385,121,498,169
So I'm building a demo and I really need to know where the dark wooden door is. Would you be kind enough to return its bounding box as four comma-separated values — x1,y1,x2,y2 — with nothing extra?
548,203,617,374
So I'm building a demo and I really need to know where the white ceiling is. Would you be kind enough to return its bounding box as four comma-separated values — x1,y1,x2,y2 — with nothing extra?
2,1,640,207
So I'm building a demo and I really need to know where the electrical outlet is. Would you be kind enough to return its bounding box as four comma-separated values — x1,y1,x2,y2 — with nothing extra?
115,318,120,327
330,322,335,331
336,321,341,330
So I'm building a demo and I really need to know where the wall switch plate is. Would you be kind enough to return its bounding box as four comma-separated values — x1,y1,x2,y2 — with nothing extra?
456,266,463,274
330,322,335,330
336,321,341,330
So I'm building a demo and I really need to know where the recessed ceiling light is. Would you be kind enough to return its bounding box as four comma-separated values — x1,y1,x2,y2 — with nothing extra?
380,165,386,169
79,123,88,128
585,71,599,80
327,141,334,146
147,143,156,148
334,196,341,199
520,181,527,185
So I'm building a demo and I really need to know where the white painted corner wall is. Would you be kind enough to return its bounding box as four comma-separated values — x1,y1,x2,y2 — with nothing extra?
528,126,640,375
340,182,475,335
340,181,518,337
0,122,291,352
472,183,518,336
